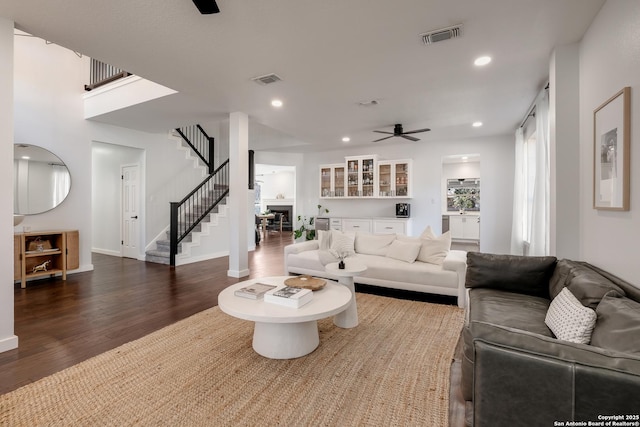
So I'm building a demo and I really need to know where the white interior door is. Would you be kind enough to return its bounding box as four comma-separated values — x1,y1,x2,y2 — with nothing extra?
121,164,140,259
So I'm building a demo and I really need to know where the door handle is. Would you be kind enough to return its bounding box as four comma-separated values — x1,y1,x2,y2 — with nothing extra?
131,216,138,219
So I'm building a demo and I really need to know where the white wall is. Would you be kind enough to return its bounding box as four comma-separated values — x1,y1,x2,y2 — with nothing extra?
1,17,18,353
92,142,144,256
90,124,207,254
258,170,295,200
13,29,93,273
294,135,514,253
578,0,640,284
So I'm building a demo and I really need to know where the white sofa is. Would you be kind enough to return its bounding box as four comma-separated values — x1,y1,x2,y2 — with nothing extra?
284,231,468,308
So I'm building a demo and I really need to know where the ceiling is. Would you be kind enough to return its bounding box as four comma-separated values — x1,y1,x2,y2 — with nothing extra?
1,0,605,152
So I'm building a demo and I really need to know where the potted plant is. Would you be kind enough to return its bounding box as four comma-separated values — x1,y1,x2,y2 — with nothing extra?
452,194,475,214
317,204,329,217
293,215,316,241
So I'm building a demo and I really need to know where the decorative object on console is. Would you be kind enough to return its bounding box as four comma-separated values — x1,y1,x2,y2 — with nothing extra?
593,86,630,211
32,259,51,273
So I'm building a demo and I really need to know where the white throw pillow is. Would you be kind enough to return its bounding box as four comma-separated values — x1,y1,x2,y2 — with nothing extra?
420,226,437,239
317,230,332,250
385,239,421,263
355,232,396,256
330,230,356,257
545,287,597,344
417,231,451,265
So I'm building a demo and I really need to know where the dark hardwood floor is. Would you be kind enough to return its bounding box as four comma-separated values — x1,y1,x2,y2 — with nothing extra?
1,231,467,425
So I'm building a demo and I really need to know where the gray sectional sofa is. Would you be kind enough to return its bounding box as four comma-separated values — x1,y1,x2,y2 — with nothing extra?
462,252,640,426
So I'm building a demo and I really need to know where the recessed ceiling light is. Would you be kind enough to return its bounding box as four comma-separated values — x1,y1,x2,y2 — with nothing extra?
271,99,283,107
472,121,483,127
474,56,491,66
342,137,351,142
21,156,30,160
462,156,468,160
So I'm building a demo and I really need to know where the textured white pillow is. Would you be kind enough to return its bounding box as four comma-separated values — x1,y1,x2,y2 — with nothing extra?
355,232,396,256
317,230,332,250
420,226,437,239
417,231,451,265
330,230,356,256
545,287,597,344
385,239,421,263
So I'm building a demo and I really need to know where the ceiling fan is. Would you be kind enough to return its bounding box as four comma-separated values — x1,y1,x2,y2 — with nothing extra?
192,0,220,14
373,124,430,142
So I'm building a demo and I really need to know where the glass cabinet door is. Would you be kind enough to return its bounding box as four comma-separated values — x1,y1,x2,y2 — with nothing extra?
378,163,392,197
395,162,409,197
320,167,332,197
347,159,359,197
334,166,345,197
361,157,375,197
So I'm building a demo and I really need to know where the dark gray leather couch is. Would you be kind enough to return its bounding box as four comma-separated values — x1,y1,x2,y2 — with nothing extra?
461,252,640,426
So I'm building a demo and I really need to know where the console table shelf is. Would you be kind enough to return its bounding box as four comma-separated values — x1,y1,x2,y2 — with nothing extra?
14,230,79,288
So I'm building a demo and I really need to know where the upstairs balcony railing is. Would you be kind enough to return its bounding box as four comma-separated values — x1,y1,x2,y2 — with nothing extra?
84,58,131,91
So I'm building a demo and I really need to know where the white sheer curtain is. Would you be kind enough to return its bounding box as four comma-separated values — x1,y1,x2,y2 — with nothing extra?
52,164,70,206
510,127,525,255
510,88,550,256
528,90,550,256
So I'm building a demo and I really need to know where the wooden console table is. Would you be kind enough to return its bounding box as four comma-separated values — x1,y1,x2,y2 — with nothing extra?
14,230,79,288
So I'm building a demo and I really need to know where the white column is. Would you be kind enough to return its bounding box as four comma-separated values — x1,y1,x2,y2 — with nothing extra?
227,112,250,278
0,17,18,353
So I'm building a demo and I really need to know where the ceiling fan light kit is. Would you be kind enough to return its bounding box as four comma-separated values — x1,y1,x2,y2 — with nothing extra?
372,124,430,142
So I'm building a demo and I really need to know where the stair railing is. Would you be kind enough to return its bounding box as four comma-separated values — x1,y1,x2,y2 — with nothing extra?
175,125,215,174
169,159,229,266
84,58,131,91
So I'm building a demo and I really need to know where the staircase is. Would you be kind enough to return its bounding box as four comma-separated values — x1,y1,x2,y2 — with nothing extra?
145,125,230,266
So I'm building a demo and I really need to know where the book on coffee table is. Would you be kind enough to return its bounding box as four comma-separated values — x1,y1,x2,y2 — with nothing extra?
234,283,277,300
264,286,313,308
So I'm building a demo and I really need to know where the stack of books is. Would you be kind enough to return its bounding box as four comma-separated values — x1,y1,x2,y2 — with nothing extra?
234,283,277,299
264,286,313,308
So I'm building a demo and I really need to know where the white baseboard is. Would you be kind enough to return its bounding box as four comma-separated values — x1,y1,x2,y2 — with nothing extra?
0,335,18,353
92,248,121,257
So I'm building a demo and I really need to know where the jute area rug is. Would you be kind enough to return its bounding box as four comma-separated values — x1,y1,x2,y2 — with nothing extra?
0,293,464,426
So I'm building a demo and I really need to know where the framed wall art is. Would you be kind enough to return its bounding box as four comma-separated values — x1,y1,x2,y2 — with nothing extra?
593,87,631,210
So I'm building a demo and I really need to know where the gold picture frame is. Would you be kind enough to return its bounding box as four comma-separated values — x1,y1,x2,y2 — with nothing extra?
593,87,631,210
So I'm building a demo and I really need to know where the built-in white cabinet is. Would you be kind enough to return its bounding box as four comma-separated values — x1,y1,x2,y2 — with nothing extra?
320,154,413,199
322,218,412,236
320,164,346,198
449,215,480,241
378,160,412,198
342,218,372,233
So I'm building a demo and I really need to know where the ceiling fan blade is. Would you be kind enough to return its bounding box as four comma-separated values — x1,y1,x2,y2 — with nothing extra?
401,135,420,142
373,130,393,135
402,128,431,135
373,136,394,142
192,0,220,14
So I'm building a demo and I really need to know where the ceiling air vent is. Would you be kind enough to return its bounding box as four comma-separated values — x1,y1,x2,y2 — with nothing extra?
421,24,463,45
252,73,282,85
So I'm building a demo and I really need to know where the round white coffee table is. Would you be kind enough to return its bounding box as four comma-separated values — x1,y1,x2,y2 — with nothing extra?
325,260,367,328
218,276,352,359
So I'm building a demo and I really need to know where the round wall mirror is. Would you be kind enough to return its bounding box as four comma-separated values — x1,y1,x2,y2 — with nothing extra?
14,144,72,215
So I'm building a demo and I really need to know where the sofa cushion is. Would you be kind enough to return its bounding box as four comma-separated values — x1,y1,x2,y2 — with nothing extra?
398,230,451,265
548,259,575,299
564,264,626,310
385,239,421,263
317,229,332,250
468,288,553,337
465,252,557,298
355,232,396,256
357,253,458,289
545,287,596,344
591,292,640,355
